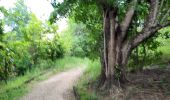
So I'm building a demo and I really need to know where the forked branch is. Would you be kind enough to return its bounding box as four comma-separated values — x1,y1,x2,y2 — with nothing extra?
129,0,161,48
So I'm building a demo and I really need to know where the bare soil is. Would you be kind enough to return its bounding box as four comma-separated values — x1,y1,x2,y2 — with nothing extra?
124,67,170,100
91,65,170,100
21,67,84,100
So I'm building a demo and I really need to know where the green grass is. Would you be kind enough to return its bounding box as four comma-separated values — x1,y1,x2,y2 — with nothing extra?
158,39,170,62
159,39,170,60
75,59,101,100
54,56,88,71
0,56,87,100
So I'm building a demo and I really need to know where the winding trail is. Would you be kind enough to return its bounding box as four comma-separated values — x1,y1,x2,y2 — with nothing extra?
21,67,85,100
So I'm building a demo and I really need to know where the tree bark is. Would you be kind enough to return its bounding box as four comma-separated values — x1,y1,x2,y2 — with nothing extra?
101,7,131,88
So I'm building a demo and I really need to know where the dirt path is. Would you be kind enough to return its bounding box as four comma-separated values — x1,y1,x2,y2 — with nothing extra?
21,67,85,100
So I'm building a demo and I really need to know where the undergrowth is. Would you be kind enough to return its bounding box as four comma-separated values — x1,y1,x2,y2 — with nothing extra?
75,59,101,100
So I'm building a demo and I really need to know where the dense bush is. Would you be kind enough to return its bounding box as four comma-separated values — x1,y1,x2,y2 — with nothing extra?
34,38,64,61
0,43,15,82
0,6,65,82
0,38,65,81
0,0,67,82
10,42,32,75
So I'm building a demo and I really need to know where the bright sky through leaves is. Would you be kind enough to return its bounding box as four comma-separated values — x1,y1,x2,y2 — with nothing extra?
0,0,67,32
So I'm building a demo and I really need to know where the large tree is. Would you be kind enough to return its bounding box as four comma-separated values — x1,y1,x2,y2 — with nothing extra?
51,0,170,87
5,0,30,40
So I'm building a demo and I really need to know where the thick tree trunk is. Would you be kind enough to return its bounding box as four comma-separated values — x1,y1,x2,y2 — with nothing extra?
100,8,131,88
98,0,170,89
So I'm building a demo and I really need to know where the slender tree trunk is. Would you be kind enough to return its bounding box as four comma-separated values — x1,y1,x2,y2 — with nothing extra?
141,44,146,70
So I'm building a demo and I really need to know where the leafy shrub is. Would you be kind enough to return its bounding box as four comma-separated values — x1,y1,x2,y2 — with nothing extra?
8,41,32,76
33,37,64,61
0,43,15,82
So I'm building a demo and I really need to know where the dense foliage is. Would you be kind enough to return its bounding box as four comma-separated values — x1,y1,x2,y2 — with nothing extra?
50,0,168,71
0,0,65,82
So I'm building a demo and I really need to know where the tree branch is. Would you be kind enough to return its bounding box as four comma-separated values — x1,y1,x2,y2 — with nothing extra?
144,0,159,29
128,0,160,49
121,0,137,40
131,22,170,48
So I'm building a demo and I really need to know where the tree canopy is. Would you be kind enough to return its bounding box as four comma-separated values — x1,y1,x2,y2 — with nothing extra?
50,0,170,86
